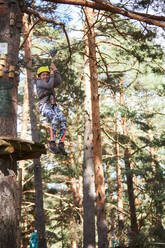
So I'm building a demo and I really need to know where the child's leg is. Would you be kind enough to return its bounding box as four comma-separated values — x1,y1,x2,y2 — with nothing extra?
50,125,54,141
52,106,67,155
53,106,66,143
39,103,58,143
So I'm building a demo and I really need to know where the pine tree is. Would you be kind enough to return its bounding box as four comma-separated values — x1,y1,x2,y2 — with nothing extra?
0,1,23,247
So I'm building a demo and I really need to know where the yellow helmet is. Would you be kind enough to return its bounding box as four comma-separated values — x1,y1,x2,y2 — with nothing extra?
37,66,50,75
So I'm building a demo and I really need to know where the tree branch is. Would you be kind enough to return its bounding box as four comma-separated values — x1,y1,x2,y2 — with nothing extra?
24,8,72,57
42,0,165,28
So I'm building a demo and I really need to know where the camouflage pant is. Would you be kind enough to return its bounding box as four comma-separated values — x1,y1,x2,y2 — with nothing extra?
39,103,66,143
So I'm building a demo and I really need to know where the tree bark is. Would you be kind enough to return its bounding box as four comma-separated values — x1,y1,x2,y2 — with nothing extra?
85,7,108,248
114,117,124,233
18,59,29,247
83,16,96,248
16,168,22,248
0,1,22,247
0,159,18,248
67,126,83,247
0,0,22,136
19,72,29,182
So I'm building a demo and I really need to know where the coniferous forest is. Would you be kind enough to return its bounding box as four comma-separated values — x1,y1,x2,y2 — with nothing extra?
0,1,165,248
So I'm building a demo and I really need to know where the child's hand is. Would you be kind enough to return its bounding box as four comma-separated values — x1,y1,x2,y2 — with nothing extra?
51,62,57,71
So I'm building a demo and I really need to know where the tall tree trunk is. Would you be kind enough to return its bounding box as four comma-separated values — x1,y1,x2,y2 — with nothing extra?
119,79,138,236
77,112,83,215
19,73,29,181
20,74,29,140
0,160,18,248
85,7,108,248
22,13,47,248
67,126,82,248
16,168,22,248
113,94,124,233
18,65,30,248
114,118,124,232
77,111,83,169
83,16,96,248
0,0,21,136
0,1,22,247
112,91,124,246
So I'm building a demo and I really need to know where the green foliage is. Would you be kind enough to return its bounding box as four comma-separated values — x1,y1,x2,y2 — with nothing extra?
18,3,165,247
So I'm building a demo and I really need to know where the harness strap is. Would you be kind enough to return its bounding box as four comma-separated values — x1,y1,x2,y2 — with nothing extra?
39,92,51,100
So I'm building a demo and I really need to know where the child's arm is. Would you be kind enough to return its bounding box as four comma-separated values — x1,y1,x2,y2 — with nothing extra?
51,62,62,87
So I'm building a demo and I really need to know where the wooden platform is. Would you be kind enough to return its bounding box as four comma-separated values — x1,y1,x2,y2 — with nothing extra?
0,137,47,161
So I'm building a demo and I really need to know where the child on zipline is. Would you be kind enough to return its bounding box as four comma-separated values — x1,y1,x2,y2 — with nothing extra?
36,62,67,155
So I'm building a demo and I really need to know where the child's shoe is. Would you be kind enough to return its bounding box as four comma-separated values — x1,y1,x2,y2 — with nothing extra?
49,141,60,154
58,142,67,156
